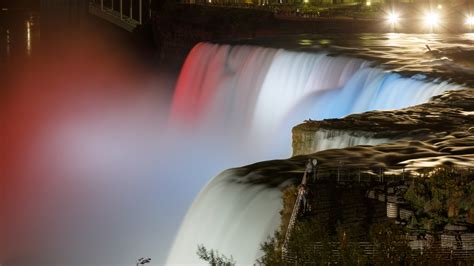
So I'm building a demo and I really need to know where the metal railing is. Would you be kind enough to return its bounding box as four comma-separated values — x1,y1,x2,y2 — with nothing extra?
282,242,474,263
89,0,152,31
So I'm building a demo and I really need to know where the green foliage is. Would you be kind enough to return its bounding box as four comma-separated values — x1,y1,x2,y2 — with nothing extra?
279,185,298,237
257,167,473,264
336,226,368,266
370,221,413,264
197,245,235,266
258,217,368,265
288,217,332,263
256,233,283,266
404,167,474,230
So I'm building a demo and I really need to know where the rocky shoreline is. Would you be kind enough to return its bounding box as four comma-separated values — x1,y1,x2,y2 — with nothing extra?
293,89,474,157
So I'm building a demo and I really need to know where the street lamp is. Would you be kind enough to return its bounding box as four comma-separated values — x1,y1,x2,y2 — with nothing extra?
387,12,400,24
466,15,474,31
423,11,441,31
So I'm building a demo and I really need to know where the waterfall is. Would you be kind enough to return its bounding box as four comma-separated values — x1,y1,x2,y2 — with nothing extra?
166,43,461,265
170,42,458,159
292,129,391,156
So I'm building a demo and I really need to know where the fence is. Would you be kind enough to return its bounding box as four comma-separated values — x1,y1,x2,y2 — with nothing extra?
282,241,474,263
281,163,474,263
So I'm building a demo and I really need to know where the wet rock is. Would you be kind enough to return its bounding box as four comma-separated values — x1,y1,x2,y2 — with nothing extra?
293,89,474,156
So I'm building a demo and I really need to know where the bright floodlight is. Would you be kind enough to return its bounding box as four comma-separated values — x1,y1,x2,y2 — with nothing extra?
466,16,474,26
387,12,400,24
424,12,440,27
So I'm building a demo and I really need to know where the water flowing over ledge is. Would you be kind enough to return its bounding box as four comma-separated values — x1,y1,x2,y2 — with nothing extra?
166,42,464,265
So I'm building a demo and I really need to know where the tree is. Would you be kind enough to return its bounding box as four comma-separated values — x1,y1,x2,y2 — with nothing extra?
197,245,235,266
370,221,413,264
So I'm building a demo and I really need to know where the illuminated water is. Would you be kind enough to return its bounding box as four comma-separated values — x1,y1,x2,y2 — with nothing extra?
1,9,472,266
166,42,461,265
239,33,474,85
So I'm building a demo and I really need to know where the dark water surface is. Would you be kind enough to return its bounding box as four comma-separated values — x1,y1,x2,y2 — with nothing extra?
0,11,39,62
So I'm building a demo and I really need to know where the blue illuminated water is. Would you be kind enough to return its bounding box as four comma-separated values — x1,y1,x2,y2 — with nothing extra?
167,42,462,265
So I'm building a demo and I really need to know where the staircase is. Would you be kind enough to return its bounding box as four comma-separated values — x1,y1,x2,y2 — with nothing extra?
281,168,310,256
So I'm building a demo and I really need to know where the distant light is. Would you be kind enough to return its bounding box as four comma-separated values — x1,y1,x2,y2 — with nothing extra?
366,1,371,6
466,15,474,26
437,4,442,10
1,8,8,11
424,12,440,28
304,0,309,3
387,12,400,24
299,39,312,45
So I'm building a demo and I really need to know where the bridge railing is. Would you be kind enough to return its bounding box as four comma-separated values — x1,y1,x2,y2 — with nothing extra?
89,0,152,31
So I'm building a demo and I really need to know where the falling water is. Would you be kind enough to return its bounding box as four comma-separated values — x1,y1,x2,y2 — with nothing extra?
1,40,461,265
167,42,461,265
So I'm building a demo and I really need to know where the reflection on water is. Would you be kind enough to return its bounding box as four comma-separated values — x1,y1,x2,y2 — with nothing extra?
26,20,31,56
0,11,39,61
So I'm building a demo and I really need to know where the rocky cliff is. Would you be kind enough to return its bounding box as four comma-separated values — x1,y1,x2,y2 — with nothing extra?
293,89,474,158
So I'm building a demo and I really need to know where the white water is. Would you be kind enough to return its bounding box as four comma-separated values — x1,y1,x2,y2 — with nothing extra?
293,129,391,156
167,43,461,265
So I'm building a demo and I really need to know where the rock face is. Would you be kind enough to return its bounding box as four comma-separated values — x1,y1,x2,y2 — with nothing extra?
239,88,474,188
293,89,474,157
292,128,390,156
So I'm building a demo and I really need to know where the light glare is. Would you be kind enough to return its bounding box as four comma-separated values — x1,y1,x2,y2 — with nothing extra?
466,16,474,26
424,12,440,27
387,12,400,24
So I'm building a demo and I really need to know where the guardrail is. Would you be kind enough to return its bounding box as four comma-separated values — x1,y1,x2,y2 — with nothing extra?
89,0,151,32
282,242,474,263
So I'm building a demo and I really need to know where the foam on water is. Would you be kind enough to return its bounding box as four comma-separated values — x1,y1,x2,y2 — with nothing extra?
166,43,461,264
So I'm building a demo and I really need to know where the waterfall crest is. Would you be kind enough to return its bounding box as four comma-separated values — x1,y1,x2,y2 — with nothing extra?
167,43,461,265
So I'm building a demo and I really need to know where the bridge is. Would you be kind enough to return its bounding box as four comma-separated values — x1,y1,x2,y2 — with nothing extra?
89,0,153,32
